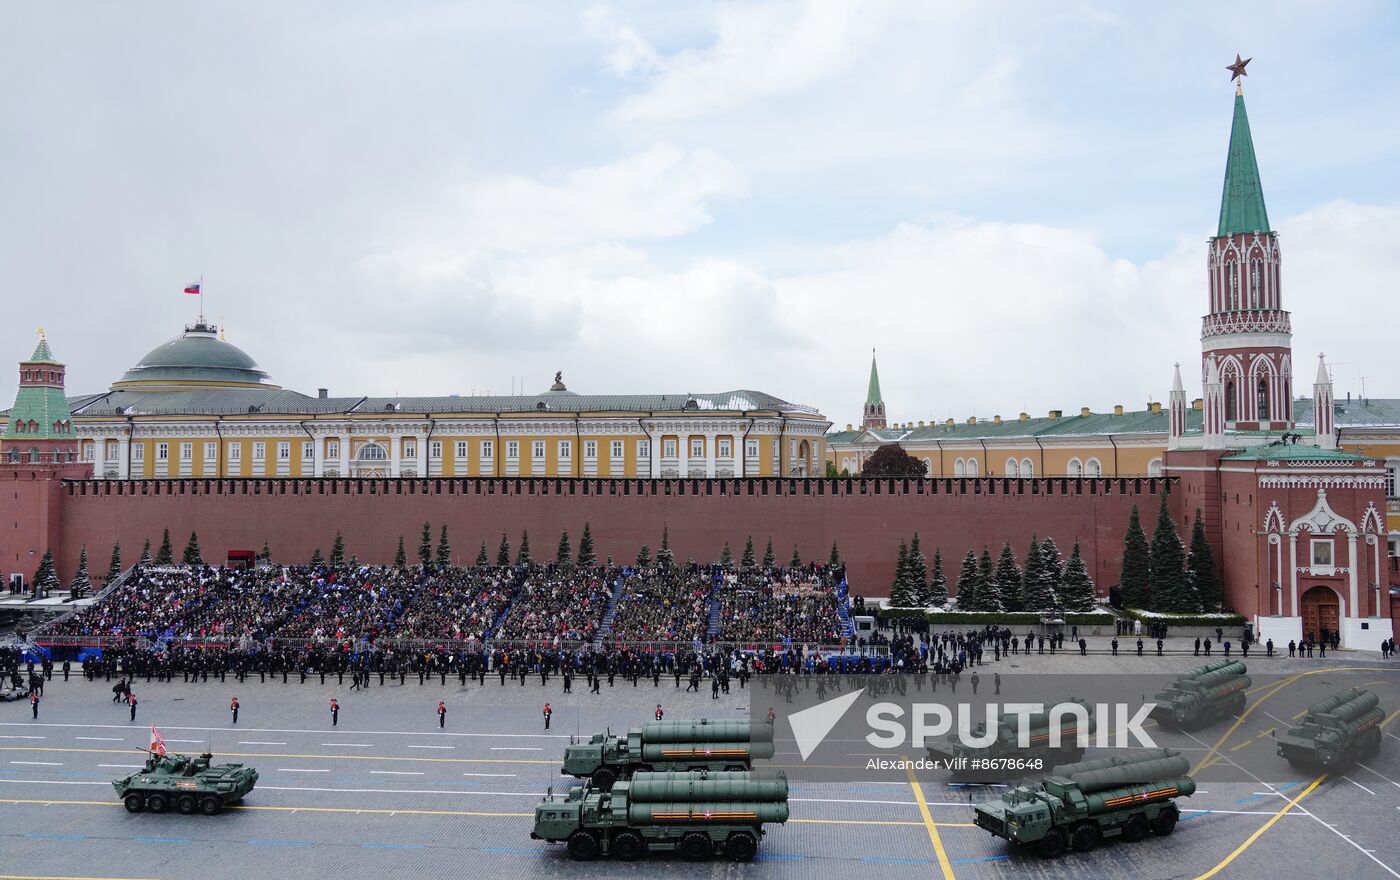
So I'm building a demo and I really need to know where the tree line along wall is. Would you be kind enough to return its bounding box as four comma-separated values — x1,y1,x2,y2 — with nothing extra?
43,476,1178,597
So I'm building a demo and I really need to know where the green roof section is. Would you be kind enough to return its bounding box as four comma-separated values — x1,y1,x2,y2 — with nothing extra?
866,351,883,407
1223,444,1364,462
27,335,57,364
1218,91,1271,236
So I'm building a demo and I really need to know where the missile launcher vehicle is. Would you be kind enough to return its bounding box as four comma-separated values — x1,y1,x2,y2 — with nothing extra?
1276,688,1384,770
973,748,1195,858
1149,659,1249,729
562,719,775,791
112,752,258,815
531,769,788,862
927,697,1095,780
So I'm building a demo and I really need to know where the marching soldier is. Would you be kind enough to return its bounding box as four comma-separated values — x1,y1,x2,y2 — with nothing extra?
230,696,240,724
330,697,339,727
655,704,664,721
128,691,138,721
543,702,552,730
437,700,447,729
30,689,39,719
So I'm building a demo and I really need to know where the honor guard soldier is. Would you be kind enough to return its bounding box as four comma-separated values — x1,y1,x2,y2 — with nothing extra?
655,704,664,721
543,702,552,730
437,701,447,729
330,698,339,727
230,696,240,724
30,690,39,719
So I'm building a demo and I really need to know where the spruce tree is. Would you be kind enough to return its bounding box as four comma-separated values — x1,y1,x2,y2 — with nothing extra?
1020,536,1054,612
719,542,734,567
763,538,775,568
436,525,452,567
927,549,949,607
955,550,982,610
996,542,1022,612
556,530,572,567
636,545,652,567
258,541,272,564
105,543,122,584
497,533,511,566
1038,537,1063,611
395,536,408,568
1149,494,1193,612
577,523,597,568
70,546,92,599
829,541,841,567
907,534,930,606
155,529,173,565
183,531,203,566
1120,505,1151,610
790,546,802,568
32,549,59,594
1187,509,1221,612
1059,541,1098,612
741,536,756,568
656,525,673,568
329,532,345,566
517,531,532,567
419,522,433,566
978,546,1003,611
309,547,324,567
475,542,489,568
889,541,911,606
139,539,152,566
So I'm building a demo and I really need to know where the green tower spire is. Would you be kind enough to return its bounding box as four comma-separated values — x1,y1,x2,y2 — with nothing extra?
2,332,75,441
866,350,883,407
1217,89,1271,236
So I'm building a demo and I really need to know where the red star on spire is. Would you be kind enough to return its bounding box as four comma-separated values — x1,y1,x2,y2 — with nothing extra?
1227,54,1251,82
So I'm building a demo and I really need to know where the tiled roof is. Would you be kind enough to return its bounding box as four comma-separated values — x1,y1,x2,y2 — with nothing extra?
1224,444,1365,462
830,408,1201,443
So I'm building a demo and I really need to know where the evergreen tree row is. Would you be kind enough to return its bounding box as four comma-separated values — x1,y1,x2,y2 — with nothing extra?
886,534,1097,613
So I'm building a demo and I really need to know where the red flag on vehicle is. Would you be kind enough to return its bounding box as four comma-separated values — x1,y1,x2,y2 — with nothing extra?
150,726,167,757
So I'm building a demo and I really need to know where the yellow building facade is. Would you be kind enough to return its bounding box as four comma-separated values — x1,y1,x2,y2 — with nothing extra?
31,322,830,480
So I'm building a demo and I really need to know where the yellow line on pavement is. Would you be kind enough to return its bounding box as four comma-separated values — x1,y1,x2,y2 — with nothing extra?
906,765,956,880
1192,774,1326,880
0,744,551,766
1228,741,1252,753
1380,707,1400,731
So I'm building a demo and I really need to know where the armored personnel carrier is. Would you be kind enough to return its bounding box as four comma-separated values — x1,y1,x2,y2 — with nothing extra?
1149,659,1249,729
973,748,1195,857
1276,688,1384,770
112,752,258,815
562,719,775,791
927,697,1095,780
531,769,788,862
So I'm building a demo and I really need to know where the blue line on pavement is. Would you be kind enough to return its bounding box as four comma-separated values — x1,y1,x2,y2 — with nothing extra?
1180,810,1214,822
247,840,314,847
136,837,192,843
1235,794,1265,805
29,833,86,840
953,856,1010,863
362,843,423,850
863,857,932,863
481,847,537,854
758,854,804,860
1277,780,1304,792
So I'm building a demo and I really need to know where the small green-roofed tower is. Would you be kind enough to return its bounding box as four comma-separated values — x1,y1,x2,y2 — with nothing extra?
2,332,78,460
862,349,886,429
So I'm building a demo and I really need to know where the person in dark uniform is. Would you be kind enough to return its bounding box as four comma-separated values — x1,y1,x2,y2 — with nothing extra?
1078,639,1087,657
61,660,70,682
230,697,240,725
655,704,664,721
437,701,447,729
128,692,138,721
1111,638,1118,656
1136,639,1143,657
590,675,600,694
330,698,339,727
543,702,552,730
30,690,39,719
1156,639,1164,656
993,672,1001,695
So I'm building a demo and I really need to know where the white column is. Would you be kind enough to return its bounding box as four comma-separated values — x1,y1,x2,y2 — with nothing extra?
736,433,745,478
649,433,660,478
1287,533,1299,616
117,434,130,479
389,431,401,477
310,431,323,477
338,433,350,476
415,432,427,477
704,432,716,477
1347,533,1359,622
680,430,690,476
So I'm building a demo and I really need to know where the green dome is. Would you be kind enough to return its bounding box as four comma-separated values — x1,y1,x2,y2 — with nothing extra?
114,323,275,389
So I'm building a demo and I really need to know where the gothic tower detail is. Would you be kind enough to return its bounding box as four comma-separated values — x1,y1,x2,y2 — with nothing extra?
1169,362,1188,444
1202,83,1293,432
1,332,78,464
862,350,887,430
1202,355,1225,448
1312,353,1335,449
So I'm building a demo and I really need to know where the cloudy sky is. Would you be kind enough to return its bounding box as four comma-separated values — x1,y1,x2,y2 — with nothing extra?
2,2,1397,426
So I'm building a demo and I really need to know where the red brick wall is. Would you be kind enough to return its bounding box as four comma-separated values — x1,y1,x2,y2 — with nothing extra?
34,476,1174,597
0,464,85,587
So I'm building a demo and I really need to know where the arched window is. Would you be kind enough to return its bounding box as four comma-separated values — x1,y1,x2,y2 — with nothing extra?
1005,458,1019,477
953,459,966,478
27,420,38,433
1085,458,1102,477
1225,380,1237,422
7,449,19,463
357,443,388,461
967,459,978,477
1227,261,1239,309
1257,379,1269,421
28,448,40,463
13,420,24,434
1067,458,1082,478
1021,458,1034,477
1148,459,1163,477
1249,257,1262,308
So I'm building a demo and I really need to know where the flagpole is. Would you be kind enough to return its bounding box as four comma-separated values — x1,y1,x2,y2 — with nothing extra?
200,275,205,325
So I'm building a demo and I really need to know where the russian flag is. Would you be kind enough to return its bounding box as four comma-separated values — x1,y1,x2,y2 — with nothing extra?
183,282,201,295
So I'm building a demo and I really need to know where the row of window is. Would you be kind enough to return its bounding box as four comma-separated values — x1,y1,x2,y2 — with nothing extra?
839,455,1165,478
12,419,68,434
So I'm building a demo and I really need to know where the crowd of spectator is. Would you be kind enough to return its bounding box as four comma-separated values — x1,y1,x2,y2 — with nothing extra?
604,568,714,643
493,568,618,643
717,567,846,644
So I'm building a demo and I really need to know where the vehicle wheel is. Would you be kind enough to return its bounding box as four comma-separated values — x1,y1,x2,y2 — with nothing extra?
1150,807,1178,836
1121,813,1149,843
123,794,145,813
566,830,599,861
1071,821,1101,852
200,796,221,816
177,795,196,815
1036,828,1066,858
612,830,645,861
725,831,758,862
679,831,713,861
146,793,168,814
591,768,616,792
